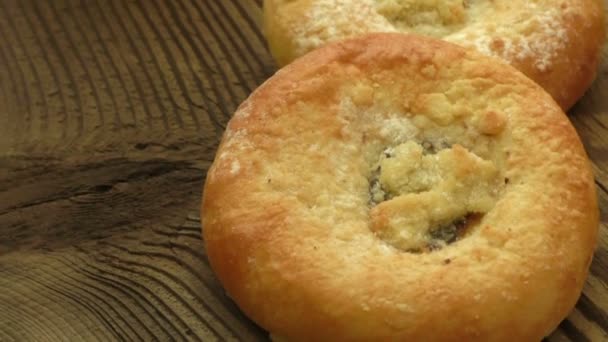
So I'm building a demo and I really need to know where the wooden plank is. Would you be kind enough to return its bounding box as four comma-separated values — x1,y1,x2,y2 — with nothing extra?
0,0,270,340
0,0,607,340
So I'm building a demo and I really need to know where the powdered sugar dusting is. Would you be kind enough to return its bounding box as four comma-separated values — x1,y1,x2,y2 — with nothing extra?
447,5,569,72
217,129,252,164
213,130,248,179
230,160,241,175
293,0,571,73
294,0,396,56
378,116,419,143
235,100,252,119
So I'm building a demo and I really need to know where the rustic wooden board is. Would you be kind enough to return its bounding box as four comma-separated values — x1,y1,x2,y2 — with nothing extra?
0,0,606,340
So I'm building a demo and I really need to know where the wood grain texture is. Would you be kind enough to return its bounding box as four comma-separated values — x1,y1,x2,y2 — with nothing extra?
0,0,606,341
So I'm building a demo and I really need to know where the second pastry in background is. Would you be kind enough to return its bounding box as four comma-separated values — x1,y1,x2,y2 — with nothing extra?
263,0,605,110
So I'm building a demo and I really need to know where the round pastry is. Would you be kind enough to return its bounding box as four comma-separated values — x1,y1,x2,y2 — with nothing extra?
202,34,598,341
263,0,605,110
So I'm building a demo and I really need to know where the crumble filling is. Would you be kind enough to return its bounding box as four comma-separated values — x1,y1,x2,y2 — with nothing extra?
369,140,501,252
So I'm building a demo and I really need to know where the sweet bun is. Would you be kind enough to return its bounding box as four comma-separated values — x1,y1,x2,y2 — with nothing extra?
263,0,605,109
202,34,599,341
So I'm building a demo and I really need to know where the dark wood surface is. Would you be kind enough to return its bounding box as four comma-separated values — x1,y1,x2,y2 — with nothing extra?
0,1,606,340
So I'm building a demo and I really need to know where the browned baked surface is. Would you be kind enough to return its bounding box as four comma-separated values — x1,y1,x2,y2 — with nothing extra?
263,0,605,110
202,33,599,341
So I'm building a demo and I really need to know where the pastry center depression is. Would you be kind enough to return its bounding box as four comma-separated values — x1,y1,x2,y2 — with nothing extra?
369,140,500,252
374,0,477,37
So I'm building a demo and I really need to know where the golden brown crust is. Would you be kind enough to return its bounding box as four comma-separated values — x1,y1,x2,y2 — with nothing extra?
202,34,599,341
263,0,605,110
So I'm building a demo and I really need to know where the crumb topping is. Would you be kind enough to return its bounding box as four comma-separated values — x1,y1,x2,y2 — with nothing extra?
369,141,502,252
375,0,468,37
293,0,571,72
